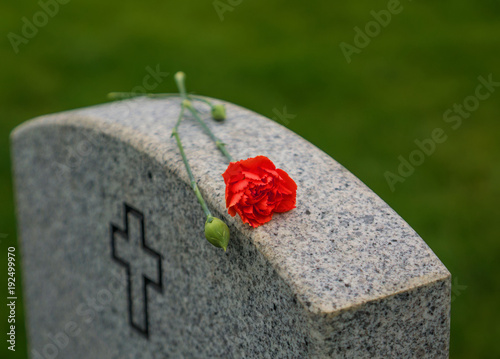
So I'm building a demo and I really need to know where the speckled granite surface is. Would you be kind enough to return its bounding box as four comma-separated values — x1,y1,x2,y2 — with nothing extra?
12,97,450,358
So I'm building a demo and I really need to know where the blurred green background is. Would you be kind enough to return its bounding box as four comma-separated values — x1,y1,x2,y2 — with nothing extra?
1,0,499,357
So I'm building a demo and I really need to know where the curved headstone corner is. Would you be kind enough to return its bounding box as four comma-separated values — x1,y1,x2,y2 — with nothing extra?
11,97,450,358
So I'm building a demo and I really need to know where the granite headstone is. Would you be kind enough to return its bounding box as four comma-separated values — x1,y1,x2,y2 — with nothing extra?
11,97,451,358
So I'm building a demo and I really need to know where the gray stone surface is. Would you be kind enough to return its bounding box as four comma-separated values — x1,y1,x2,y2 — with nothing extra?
11,97,451,358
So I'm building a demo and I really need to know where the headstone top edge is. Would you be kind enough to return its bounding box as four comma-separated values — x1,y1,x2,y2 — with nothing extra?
11,98,450,314
315,272,451,318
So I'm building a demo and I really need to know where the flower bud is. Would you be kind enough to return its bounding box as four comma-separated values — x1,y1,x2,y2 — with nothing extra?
182,99,193,108
204,217,230,251
174,71,185,83
211,104,226,121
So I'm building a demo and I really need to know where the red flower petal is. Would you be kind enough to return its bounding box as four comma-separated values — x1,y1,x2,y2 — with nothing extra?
276,169,297,193
241,156,276,171
275,196,296,213
222,156,297,228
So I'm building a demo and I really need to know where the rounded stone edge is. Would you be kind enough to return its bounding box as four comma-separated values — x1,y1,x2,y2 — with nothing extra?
10,103,451,319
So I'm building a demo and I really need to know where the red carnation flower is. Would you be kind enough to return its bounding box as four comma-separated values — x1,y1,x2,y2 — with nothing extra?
222,156,297,228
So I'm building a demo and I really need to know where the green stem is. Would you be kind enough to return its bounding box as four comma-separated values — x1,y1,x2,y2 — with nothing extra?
174,72,234,162
189,107,233,162
174,72,188,99
108,92,181,100
171,105,212,218
108,92,215,109
191,96,215,108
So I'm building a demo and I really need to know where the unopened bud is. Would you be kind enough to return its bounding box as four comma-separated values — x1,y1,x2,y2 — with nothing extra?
204,216,230,251
174,71,185,83
211,104,226,121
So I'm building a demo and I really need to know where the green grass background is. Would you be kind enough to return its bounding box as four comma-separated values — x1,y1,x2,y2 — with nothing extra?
1,0,499,357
